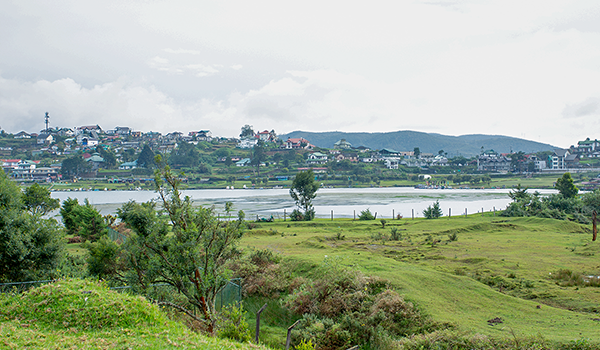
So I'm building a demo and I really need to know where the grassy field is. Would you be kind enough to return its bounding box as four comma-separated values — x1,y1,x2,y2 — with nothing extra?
238,215,600,343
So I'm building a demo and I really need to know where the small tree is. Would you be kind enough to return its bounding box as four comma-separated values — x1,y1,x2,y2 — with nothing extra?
22,183,59,215
60,198,108,241
112,157,246,333
137,144,155,169
358,208,375,220
556,172,578,199
423,200,443,219
290,170,319,221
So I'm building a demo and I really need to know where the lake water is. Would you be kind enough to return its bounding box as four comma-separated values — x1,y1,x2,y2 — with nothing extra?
51,187,558,219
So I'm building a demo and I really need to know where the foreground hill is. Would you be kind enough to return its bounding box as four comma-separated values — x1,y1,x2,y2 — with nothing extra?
280,130,556,157
0,279,267,350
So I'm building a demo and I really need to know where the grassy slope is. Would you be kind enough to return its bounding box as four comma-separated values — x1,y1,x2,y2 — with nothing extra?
0,279,268,350
240,216,600,342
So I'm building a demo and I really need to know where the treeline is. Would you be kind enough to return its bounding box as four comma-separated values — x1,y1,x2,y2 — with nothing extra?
502,173,600,223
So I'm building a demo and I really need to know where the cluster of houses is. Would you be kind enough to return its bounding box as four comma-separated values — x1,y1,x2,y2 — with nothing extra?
2,118,599,181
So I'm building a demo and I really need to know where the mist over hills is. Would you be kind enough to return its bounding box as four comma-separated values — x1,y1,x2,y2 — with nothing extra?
279,130,557,157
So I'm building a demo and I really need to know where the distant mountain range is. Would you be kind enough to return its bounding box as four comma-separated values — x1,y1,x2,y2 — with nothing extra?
279,130,557,157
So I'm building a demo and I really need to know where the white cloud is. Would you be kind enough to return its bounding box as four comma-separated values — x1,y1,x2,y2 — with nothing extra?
4,1,600,147
163,48,203,55
147,57,220,77
562,97,600,118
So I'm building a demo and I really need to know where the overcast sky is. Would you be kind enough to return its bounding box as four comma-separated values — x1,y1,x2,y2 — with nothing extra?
2,1,600,147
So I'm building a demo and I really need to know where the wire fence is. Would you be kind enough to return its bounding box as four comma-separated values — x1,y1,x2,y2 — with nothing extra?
0,280,55,294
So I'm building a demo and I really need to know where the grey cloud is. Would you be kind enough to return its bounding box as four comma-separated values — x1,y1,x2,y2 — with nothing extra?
562,97,600,118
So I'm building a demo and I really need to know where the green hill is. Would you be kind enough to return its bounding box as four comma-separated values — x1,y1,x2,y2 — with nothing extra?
0,279,268,349
280,130,556,157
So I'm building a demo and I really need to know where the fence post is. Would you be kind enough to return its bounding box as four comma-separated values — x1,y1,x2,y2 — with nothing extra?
449,208,451,218
331,210,333,221
465,208,467,218
284,209,286,221
392,209,395,220
354,210,356,220
412,209,414,220
593,210,597,242
493,207,495,217
285,320,301,350
255,303,268,344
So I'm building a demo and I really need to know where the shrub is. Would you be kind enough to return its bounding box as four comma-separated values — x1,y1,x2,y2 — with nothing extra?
215,303,252,342
359,208,375,220
390,227,402,241
290,209,304,221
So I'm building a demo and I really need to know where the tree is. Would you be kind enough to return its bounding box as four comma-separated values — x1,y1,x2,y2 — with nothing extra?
111,158,246,333
169,142,200,168
423,200,443,219
508,183,529,202
60,198,108,241
22,183,59,215
290,170,319,221
0,169,63,282
137,144,156,169
97,147,117,169
240,124,254,138
61,155,91,179
251,139,267,176
556,172,578,199
414,147,421,158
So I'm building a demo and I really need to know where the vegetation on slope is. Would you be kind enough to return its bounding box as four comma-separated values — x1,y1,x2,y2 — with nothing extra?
0,279,269,349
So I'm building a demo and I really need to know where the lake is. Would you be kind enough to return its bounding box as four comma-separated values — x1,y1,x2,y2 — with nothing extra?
51,187,558,219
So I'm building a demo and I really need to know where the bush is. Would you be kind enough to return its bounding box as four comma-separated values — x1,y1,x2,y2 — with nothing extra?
390,227,402,241
290,209,304,221
290,208,315,221
215,303,251,342
359,208,375,220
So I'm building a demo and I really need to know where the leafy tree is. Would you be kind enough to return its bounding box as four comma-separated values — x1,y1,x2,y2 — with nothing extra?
423,201,443,219
61,155,91,179
251,139,267,176
137,144,155,169
169,142,200,168
240,124,254,138
0,169,63,282
22,183,60,215
121,148,137,162
555,172,578,198
60,198,108,241
413,147,421,158
111,159,246,333
214,147,232,158
97,147,117,169
290,170,319,221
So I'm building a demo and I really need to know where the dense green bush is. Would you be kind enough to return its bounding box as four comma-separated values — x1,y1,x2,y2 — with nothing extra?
358,208,375,220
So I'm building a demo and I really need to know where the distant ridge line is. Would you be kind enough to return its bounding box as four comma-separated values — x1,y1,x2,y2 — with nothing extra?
279,130,556,157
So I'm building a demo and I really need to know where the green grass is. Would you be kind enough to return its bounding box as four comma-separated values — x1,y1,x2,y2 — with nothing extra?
240,215,600,343
0,279,269,349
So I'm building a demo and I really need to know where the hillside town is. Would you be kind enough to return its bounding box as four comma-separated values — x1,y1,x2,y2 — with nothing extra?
1,116,599,189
